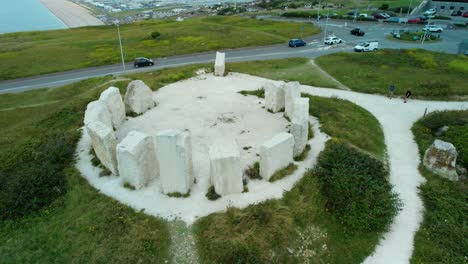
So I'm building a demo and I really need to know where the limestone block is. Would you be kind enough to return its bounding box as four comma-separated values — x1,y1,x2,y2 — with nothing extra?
423,139,459,181
291,119,309,157
84,101,113,129
156,129,194,194
209,141,243,196
214,52,225,76
260,132,295,181
117,131,158,189
99,86,126,129
264,82,285,113
124,80,154,114
86,121,118,175
292,97,309,122
284,82,301,118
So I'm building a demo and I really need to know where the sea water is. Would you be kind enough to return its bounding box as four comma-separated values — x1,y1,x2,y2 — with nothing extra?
0,0,66,34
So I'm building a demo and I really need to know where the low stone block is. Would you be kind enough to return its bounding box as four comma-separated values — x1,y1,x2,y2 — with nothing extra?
260,132,295,181
99,86,126,129
124,80,154,115
291,119,309,157
84,101,113,129
117,131,158,189
156,129,194,194
214,52,225,76
86,121,118,175
209,141,243,196
423,139,459,181
264,82,285,113
284,82,301,118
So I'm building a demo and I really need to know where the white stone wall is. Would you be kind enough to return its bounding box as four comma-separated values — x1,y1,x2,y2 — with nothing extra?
117,131,159,189
99,86,126,129
264,82,285,113
156,129,193,194
260,132,294,181
84,101,113,130
209,141,243,196
124,80,155,114
284,82,301,118
86,121,118,175
214,52,226,76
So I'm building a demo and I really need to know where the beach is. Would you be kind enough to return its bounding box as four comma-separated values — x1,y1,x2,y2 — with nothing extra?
40,0,104,28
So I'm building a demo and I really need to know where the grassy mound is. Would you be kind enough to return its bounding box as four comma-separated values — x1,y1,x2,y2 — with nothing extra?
411,110,468,263
316,49,468,100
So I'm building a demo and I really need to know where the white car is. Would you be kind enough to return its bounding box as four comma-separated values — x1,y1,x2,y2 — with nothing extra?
354,41,379,52
424,8,437,16
324,36,343,45
423,25,443,33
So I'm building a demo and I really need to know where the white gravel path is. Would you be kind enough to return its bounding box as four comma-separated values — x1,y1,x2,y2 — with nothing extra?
75,73,468,263
299,86,468,264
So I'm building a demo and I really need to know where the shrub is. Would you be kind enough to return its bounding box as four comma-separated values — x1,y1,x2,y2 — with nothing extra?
239,89,264,98
244,162,261,180
151,31,161,39
448,59,468,74
314,141,401,234
380,3,389,10
269,163,297,182
206,186,221,201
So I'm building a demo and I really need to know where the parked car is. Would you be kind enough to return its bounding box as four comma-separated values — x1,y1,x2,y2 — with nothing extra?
407,17,422,23
374,13,390,19
354,41,379,52
288,39,306,48
324,36,343,45
416,15,428,21
423,25,443,33
350,28,365,36
424,8,437,16
134,57,154,68
359,13,369,18
463,12,468,18
384,17,404,23
451,10,462,16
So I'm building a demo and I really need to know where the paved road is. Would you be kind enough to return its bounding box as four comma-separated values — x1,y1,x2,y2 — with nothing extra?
1,18,466,94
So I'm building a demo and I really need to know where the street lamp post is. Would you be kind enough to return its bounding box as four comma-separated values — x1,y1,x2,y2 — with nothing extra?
407,0,414,18
114,20,125,72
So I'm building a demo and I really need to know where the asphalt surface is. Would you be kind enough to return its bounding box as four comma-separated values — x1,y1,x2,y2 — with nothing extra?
1,18,467,94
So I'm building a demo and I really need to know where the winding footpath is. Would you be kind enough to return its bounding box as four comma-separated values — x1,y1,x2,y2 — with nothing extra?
300,86,468,264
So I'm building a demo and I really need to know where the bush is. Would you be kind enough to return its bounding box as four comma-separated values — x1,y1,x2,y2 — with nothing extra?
244,162,261,180
269,163,297,182
0,133,76,220
380,3,389,10
151,31,161,39
206,186,221,201
314,141,401,234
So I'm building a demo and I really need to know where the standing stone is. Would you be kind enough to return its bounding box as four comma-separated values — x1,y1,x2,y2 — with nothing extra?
156,129,194,195
99,86,126,129
84,101,113,130
264,82,285,113
124,80,154,115
291,98,310,156
209,141,243,196
117,131,158,189
86,121,118,175
423,139,459,181
284,82,301,118
214,52,225,76
260,132,295,181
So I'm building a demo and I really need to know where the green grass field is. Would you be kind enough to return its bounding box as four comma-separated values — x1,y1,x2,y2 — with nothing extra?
0,16,320,81
411,110,467,264
316,49,468,100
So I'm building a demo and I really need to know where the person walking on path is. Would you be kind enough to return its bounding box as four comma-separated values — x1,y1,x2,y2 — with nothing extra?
389,84,395,99
404,90,412,103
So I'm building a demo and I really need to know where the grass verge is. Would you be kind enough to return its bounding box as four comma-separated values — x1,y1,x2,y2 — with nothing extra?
269,163,298,182
0,16,320,80
316,49,468,100
411,110,467,263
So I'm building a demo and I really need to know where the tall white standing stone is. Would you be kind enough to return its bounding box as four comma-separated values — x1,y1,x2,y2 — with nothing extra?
84,101,113,130
264,82,285,113
124,80,155,115
86,121,118,175
214,52,225,76
117,131,159,189
156,129,194,195
209,141,243,196
291,97,310,156
260,132,294,181
99,86,126,129
284,82,301,118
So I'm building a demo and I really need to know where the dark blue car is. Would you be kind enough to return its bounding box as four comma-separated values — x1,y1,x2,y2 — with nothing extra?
288,39,306,48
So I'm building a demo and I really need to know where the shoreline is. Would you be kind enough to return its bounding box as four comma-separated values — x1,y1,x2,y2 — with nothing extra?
40,0,104,28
